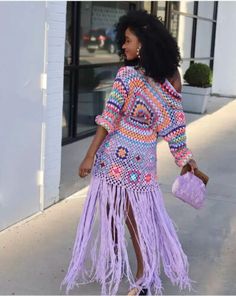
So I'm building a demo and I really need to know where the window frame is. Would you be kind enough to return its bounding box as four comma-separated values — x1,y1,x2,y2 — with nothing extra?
165,1,218,70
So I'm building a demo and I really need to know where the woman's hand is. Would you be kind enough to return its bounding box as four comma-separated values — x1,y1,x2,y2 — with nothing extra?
78,125,107,178
78,125,108,178
187,158,198,173
78,155,94,178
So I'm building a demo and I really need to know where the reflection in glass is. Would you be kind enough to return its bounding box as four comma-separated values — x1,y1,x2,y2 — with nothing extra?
143,1,151,14
76,65,120,135
195,20,213,59
79,2,129,65
156,1,166,23
178,1,194,14
63,1,146,141
198,1,214,19
63,69,71,139
170,2,180,40
178,15,193,58
65,2,72,65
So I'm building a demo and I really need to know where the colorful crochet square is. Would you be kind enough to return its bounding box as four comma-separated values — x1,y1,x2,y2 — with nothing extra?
144,174,152,183
109,165,123,179
128,170,141,184
116,146,129,160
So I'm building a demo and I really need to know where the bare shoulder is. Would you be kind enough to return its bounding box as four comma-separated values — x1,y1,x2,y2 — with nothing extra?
167,69,182,93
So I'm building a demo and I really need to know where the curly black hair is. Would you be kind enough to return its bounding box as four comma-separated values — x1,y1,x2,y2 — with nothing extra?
115,10,181,83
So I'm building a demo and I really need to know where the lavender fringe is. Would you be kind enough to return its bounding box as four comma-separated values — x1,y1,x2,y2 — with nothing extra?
60,175,194,295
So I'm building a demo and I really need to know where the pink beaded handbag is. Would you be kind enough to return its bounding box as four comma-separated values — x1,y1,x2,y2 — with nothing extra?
172,165,209,209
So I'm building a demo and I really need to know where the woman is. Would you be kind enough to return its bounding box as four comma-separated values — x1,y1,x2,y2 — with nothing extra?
60,10,197,296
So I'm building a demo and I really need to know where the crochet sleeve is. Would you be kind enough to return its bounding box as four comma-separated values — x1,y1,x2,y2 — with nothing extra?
156,80,193,167
95,66,130,134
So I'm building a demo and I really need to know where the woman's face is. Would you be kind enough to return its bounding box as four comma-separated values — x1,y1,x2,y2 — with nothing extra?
122,27,141,60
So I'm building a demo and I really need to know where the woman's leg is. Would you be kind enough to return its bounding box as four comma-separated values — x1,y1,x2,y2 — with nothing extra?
106,189,144,279
125,194,144,280
106,186,118,251
106,203,118,244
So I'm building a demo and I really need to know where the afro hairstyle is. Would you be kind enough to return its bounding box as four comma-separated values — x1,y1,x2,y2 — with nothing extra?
115,10,181,83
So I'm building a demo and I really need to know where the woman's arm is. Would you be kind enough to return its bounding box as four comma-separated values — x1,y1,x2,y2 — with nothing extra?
166,70,198,171
85,125,108,158
157,78,197,169
79,66,133,178
79,125,108,178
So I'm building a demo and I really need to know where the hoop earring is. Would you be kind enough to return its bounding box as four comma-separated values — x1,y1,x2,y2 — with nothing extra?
136,47,141,59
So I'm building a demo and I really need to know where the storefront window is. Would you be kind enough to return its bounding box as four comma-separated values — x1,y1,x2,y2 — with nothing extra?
62,2,137,144
75,2,131,137
156,1,166,23
63,2,73,140
76,64,120,135
79,2,129,65
64,2,72,66
170,2,180,40
63,69,71,138
143,1,151,14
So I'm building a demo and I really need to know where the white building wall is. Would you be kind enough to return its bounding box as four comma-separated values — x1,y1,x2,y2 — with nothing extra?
44,1,67,208
0,2,46,231
0,1,67,231
212,2,236,97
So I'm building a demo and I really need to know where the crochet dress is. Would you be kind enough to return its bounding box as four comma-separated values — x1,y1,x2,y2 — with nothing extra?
60,66,193,295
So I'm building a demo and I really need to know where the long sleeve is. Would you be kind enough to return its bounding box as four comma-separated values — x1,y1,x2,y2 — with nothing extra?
95,66,131,134
156,79,193,167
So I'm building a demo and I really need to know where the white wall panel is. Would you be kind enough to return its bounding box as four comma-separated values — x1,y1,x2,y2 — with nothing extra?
212,2,236,96
0,2,45,231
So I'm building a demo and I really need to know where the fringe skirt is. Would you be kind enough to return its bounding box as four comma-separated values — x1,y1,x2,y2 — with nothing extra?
60,175,193,295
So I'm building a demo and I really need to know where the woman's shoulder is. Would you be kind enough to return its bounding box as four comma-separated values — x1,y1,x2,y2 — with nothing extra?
161,79,182,101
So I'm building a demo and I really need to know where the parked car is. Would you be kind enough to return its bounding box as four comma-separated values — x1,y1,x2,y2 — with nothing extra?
83,28,117,54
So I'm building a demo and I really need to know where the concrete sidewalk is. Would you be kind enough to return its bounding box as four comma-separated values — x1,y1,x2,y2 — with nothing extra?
1,96,236,295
